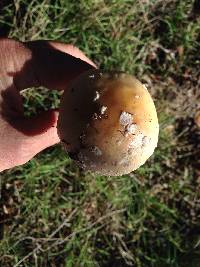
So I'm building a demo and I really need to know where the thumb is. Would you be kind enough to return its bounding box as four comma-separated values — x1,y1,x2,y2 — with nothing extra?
16,110,59,136
15,110,60,158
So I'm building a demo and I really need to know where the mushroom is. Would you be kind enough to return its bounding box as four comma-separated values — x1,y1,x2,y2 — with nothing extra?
194,111,200,128
57,70,159,176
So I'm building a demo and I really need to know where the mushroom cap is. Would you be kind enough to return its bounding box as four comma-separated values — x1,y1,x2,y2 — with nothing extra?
57,70,159,176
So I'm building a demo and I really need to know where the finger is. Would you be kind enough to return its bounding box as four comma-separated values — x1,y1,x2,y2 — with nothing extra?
0,110,59,171
24,40,96,91
16,110,60,158
48,42,96,68
0,38,96,91
13,110,59,136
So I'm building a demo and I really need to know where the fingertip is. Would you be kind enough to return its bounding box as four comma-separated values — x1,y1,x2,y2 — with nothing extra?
49,42,97,68
13,110,58,136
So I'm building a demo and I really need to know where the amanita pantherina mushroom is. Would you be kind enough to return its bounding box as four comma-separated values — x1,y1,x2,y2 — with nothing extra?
57,70,159,176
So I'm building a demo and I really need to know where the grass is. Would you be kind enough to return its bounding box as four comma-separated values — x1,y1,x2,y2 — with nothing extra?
0,0,200,266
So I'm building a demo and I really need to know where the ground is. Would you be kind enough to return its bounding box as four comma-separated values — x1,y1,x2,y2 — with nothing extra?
0,0,200,266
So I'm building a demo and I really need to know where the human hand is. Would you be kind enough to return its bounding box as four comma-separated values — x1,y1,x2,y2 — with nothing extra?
0,38,95,172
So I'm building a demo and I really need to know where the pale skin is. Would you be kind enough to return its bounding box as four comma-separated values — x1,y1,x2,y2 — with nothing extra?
0,38,95,172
